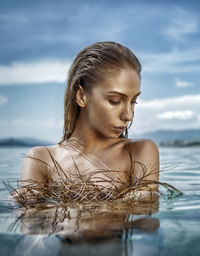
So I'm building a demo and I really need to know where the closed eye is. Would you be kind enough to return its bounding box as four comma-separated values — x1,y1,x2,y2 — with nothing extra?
109,99,121,105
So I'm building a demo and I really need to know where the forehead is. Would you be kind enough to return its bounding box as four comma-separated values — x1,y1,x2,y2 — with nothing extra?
94,68,141,96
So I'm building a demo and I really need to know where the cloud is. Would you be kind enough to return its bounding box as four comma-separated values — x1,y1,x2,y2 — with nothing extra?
0,93,7,105
0,2,129,62
131,94,200,134
157,110,194,120
1,95,200,140
164,20,198,42
141,48,200,74
0,60,71,85
163,8,199,41
139,9,200,74
1,47,200,86
175,78,194,88
11,118,63,129
0,118,63,142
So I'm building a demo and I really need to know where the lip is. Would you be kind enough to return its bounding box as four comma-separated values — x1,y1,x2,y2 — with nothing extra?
113,126,126,134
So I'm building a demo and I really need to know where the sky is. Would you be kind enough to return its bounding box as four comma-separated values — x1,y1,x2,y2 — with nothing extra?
0,0,200,142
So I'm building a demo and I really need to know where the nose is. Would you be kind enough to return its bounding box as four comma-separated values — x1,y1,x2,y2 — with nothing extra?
120,104,134,122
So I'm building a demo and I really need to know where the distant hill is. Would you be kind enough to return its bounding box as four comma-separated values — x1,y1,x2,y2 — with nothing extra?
1,129,200,148
160,140,200,147
136,129,200,146
0,137,53,147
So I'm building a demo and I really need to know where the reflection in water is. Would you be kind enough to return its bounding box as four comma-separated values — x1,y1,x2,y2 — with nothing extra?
2,147,199,255
10,199,160,255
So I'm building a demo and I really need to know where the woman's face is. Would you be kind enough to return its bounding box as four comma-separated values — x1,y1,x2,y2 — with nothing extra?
84,68,141,139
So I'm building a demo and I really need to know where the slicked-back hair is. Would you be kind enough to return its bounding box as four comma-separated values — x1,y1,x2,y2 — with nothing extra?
60,41,141,143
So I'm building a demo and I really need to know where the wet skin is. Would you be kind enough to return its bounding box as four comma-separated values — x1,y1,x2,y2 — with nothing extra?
74,68,141,143
21,68,159,189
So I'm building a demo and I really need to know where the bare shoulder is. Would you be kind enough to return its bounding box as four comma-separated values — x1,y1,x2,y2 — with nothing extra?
21,145,57,183
125,139,160,189
25,145,57,162
129,139,159,162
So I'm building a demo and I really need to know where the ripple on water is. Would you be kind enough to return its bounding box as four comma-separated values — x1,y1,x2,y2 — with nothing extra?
0,147,200,256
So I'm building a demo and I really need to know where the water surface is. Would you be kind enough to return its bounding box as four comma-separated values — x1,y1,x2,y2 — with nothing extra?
0,146,199,256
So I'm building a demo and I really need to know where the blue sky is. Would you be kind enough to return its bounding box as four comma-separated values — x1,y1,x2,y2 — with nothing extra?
0,0,200,142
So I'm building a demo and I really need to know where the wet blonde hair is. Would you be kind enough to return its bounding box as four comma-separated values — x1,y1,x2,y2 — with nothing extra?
60,41,141,143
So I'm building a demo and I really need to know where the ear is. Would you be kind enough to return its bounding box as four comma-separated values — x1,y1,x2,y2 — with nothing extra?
76,85,87,107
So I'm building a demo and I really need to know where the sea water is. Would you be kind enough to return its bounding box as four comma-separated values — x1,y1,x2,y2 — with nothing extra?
0,146,199,256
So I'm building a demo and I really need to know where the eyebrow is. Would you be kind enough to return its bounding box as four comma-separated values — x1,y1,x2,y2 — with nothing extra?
107,91,141,98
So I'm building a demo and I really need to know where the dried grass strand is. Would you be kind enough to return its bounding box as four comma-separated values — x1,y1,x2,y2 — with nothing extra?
6,146,182,209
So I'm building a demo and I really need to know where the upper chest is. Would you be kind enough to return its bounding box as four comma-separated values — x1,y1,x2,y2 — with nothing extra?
47,144,131,185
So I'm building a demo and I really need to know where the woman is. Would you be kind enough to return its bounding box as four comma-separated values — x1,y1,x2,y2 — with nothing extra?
21,41,159,194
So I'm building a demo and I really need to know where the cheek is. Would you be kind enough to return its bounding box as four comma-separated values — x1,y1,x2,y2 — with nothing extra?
89,101,115,124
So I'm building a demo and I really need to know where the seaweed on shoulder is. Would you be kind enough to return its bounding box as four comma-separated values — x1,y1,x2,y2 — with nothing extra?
7,142,181,209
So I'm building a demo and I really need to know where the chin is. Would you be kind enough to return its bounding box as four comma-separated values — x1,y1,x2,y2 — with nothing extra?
96,128,121,139
106,133,122,139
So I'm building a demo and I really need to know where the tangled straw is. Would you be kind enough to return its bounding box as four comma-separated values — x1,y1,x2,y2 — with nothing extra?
5,146,182,209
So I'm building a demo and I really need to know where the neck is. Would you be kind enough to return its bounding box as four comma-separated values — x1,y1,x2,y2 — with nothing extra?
68,112,120,155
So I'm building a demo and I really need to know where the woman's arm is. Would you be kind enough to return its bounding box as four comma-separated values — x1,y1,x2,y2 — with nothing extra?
129,139,160,191
21,146,51,184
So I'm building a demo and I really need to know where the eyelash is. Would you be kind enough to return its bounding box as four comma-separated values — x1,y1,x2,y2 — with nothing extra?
109,100,120,105
109,100,138,105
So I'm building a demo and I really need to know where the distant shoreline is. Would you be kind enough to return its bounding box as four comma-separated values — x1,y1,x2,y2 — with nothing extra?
0,136,200,148
159,140,200,147
0,137,53,148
